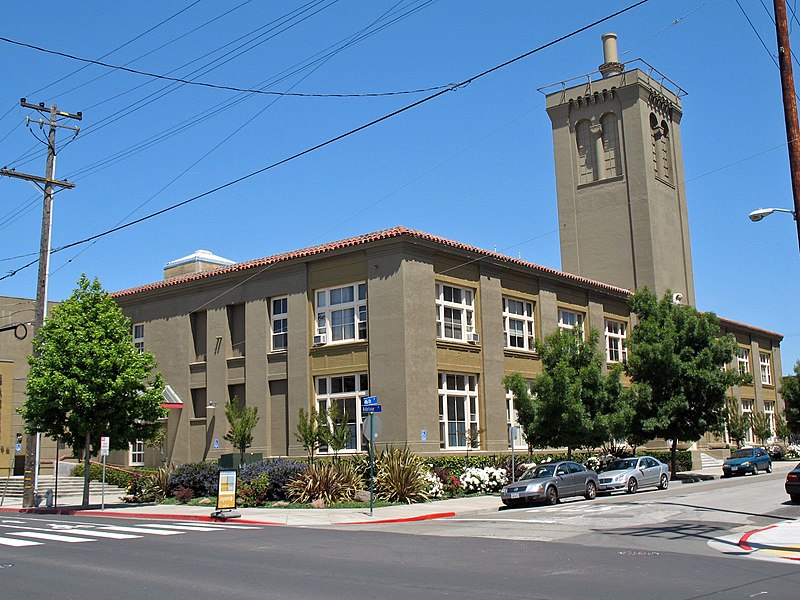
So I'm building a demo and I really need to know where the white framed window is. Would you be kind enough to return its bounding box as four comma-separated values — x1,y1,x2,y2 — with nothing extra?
315,373,369,453
558,309,585,337
505,386,530,450
435,283,475,342
270,297,288,351
438,373,479,450
737,348,751,375
759,352,773,386
742,399,755,444
315,283,367,344
764,401,776,440
604,319,627,363
133,324,145,353
129,440,144,466
503,297,535,351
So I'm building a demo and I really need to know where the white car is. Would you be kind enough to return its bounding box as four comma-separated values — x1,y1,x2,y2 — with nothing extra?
597,456,670,494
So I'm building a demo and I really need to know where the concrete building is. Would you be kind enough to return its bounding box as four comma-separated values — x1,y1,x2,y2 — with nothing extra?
0,34,787,470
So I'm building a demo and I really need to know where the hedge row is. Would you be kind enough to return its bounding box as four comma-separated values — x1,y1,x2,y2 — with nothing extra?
71,462,158,488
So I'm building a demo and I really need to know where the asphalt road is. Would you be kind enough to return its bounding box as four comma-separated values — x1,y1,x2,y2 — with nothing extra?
0,466,797,600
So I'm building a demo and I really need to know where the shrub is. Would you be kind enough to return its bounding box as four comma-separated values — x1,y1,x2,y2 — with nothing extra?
239,459,307,500
374,447,429,504
71,463,155,489
238,473,271,507
424,469,444,499
431,466,462,498
168,461,218,497
124,475,162,503
459,466,507,494
784,444,800,460
286,461,362,505
767,444,785,460
173,486,195,503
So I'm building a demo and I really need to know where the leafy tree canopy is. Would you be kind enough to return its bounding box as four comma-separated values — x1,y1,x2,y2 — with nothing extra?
223,396,259,459
781,360,800,436
20,275,166,456
626,288,744,472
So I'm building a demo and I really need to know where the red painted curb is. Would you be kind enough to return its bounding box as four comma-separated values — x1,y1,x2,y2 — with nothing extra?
339,511,456,525
739,525,778,552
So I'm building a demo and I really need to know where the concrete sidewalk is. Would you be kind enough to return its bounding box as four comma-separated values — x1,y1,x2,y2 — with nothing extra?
0,464,733,526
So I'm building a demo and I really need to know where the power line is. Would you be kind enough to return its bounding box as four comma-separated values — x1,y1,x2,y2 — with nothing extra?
0,0,650,281
0,35,449,99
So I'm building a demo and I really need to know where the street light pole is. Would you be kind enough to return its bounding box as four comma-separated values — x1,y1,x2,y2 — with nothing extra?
773,0,800,251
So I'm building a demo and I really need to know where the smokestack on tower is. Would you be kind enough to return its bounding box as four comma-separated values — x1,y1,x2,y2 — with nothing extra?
599,33,624,77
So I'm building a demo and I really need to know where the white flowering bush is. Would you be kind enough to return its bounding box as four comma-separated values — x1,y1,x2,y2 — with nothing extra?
785,445,800,460
459,466,508,494
424,469,444,499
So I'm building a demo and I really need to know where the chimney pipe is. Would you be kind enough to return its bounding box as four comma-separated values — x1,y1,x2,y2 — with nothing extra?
599,33,624,78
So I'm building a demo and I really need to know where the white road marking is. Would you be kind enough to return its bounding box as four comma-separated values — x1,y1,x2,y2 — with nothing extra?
97,525,183,536
9,532,93,543
139,523,227,532
53,529,140,540
0,537,42,547
174,521,260,529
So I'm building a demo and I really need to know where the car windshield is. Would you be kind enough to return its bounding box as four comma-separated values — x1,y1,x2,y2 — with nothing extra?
730,449,755,459
604,458,638,472
522,465,556,479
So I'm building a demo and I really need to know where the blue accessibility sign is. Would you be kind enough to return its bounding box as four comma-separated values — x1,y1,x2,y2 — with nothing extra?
362,396,378,406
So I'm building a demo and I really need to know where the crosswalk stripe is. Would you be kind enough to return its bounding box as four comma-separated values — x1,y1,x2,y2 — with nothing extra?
97,525,183,536
10,532,93,543
174,522,261,530
0,537,42,547
140,523,225,532
53,529,140,540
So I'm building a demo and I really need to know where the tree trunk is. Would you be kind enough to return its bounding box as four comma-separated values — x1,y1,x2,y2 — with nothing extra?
567,446,572,460
670,438,678,480
82,431,91,507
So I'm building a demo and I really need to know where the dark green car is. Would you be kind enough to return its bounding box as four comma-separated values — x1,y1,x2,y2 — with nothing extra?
722,447,772,477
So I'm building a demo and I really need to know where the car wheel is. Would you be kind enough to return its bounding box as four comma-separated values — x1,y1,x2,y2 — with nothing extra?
766,463,772,474
791,493,800,504
626,477,638,494
584,481,597,500
658,473,669,490
545,486,559,505
752,464,759,475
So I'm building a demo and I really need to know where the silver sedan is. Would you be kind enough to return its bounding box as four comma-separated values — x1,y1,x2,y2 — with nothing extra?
500,461,599,507
597,456,670,494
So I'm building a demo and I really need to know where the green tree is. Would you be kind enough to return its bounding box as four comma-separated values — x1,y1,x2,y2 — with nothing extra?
781,360,800,439
527,327,623,458
502,372,536,454
775,412,792,444
718,396,749,449
751,411,772,446
625,288,745,476
223,396,259,461
295,406,321,463
318,402,351,460
20,275,165,506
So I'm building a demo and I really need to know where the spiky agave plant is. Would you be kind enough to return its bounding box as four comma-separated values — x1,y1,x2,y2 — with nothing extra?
285,461,363,505
374,447,430,504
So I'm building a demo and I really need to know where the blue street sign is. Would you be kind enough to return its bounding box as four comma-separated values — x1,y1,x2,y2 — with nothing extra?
362,404,382,413
213,439,220,449
362,396,378,406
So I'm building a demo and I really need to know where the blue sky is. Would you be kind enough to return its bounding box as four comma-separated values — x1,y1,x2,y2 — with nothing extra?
1,1,798,374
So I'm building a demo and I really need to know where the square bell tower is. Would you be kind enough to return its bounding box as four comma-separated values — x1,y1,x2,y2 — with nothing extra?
545,33,695,306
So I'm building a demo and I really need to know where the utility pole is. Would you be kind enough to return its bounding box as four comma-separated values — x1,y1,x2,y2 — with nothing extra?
773,0,800,252
0,98,81,508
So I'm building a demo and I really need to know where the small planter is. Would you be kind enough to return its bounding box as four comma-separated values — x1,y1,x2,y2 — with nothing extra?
218,453,263,469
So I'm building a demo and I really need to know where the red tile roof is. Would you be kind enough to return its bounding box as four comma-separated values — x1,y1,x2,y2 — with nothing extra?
109,225,784,340
112,225,631,298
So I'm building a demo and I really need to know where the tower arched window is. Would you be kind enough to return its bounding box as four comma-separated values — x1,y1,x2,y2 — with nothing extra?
650,113,673,182
600,112,621,178
575,120,596,184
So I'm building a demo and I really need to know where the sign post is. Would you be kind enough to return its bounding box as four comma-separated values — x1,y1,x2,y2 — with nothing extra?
362,396,381,517
211,469,241,521
100,436,110,509
509,426,517,482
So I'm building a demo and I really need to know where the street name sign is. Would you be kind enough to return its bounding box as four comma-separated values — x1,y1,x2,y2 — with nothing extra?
362,404,382,413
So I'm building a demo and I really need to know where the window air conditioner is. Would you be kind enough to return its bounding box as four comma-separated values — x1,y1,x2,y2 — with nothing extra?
313,333,327,346
467,332,480,344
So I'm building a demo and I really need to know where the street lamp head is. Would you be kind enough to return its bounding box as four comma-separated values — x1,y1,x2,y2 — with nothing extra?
748,208,773,222
206,400,216,411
